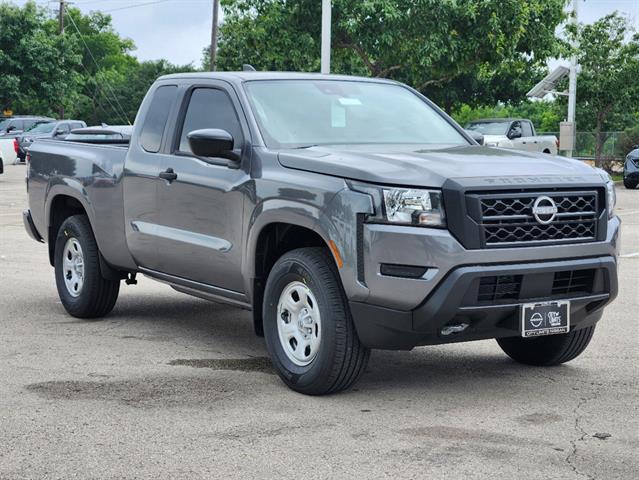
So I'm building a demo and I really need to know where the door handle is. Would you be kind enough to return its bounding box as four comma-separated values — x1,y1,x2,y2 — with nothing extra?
159,168,178,182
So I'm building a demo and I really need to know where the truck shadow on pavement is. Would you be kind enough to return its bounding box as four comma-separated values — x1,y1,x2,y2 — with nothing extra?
43,293,595,398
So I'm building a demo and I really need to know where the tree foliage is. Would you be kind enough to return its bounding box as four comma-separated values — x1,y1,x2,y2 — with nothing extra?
214,0,568,111
0,1,194,125
0,1,80,113
566,13,639,165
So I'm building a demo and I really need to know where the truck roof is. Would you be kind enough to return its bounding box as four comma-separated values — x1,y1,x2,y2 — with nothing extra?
157,71,398,84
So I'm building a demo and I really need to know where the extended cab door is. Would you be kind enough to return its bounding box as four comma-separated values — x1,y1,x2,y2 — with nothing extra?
154,83,250,294
123,84,180,271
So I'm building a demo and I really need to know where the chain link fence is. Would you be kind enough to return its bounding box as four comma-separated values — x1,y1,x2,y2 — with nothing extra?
540,131,629,172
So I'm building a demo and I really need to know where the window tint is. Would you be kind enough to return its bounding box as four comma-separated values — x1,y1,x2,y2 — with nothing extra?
57,124,70,134
178,88,243,153
140,85,178,153
522,121,534,137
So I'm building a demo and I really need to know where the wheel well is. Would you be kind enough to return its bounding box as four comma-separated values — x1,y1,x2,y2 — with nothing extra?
251,223,329,336
543,148,551,154
48,195,87,266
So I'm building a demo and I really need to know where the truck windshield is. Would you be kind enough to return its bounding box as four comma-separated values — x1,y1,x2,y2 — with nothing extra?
26,122,55,134
245,80,468,149
466,122,509,135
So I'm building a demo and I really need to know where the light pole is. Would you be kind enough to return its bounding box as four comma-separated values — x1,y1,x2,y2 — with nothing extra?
210,0,220,71
321,0,331,74
566,0,579,157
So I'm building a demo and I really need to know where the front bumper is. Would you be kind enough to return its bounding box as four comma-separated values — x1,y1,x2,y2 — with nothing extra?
349,216,620,350
351,256,617,349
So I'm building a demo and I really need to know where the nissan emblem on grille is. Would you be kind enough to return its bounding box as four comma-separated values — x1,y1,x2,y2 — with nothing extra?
532,196,558,224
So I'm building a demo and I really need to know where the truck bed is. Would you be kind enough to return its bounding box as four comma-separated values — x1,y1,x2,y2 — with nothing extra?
27,139,135,270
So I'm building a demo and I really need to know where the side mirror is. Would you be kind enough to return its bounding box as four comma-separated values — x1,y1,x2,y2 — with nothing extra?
508,130,522,140
187,128,239,164
465,130,484,145
6,125,16,133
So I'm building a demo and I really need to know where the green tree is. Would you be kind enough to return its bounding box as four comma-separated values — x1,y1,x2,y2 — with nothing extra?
211,0,567,111
567,13,639,166
0,1,80,114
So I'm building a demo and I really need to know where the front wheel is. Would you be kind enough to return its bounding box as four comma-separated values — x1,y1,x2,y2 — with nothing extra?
623,178,637,189
54,215,120,318
263,247,370,395
496,326,595,366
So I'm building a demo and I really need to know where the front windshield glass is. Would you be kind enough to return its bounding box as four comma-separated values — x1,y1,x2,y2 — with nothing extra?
0,119,10,131
26,122,55,134
245,80,468,149
466,121,509,135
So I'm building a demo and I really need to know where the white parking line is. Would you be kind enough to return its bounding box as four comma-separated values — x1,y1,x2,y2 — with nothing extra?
620,252,639,258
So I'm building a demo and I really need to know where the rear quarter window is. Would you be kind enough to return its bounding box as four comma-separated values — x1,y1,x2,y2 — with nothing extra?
140,85,178,153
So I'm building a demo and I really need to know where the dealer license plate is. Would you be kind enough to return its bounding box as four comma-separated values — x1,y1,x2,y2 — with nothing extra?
521,301,570,338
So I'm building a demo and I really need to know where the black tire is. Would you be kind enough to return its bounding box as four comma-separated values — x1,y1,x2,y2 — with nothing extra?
497,326,595,366
623,179,637,189
263,247,370,395
54,215,120,318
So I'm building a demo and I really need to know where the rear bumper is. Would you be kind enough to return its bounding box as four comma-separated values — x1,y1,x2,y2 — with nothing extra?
350,255,617,350
23,209,44,243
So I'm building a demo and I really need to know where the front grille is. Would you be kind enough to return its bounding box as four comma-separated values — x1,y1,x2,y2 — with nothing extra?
552,269,595,296
470,191,599,247
478,275,522,302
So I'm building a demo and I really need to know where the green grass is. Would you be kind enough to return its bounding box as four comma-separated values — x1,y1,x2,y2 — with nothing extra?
611,173,623,182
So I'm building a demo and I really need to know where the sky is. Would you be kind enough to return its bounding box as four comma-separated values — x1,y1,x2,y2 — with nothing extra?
8,0,639,68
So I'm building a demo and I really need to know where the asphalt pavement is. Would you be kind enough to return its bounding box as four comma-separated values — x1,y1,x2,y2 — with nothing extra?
0,164,637,479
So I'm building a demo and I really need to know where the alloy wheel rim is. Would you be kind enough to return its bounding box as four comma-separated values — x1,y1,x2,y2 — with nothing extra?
276,281,321,366
62,237,85,298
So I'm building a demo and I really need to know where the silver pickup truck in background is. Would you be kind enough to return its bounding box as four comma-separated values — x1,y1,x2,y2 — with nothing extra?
466,118,559,155
24,72,619,394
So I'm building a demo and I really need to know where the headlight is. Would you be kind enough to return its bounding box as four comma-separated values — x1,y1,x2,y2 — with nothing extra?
382,188,445,227
606,180,616,218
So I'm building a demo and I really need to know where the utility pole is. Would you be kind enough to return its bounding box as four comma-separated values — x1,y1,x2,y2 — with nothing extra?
321,0,331,74
58,0,66,119
566,0,579,157
210,0,220,71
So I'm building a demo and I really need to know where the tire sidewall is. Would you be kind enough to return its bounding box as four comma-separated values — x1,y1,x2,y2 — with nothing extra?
263,255,340,391
54,216,96,315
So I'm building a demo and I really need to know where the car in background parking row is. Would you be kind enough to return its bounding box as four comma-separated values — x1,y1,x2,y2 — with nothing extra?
65,125,133,143
17,120,86,161
624,147,639,189
0,116,54,138
466,118,558,155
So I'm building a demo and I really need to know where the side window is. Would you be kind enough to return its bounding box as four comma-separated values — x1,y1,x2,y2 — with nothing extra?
140,85,178,153
57,124,70,135
12,120,24,131
522,121,534,137
509,121,522,137
178,88,244,154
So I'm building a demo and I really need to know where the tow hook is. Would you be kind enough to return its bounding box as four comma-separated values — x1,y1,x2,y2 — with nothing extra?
125,273,138,285
441,323,469,336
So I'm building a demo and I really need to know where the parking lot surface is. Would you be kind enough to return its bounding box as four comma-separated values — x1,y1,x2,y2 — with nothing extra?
1,164,637,479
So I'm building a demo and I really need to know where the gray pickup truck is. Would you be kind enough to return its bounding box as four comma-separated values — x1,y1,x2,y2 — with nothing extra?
24,72,620,394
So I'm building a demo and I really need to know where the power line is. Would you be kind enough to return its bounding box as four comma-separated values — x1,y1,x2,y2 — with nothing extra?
64,11,132,125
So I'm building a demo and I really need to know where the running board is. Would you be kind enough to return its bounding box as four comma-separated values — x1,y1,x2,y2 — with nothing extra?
139,267,251,310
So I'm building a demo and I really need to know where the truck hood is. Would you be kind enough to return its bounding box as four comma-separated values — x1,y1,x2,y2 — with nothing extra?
278,144,603,187
481,135,509,144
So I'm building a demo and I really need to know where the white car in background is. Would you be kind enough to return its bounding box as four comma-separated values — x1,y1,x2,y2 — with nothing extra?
0,137,18,165
466,118,559,155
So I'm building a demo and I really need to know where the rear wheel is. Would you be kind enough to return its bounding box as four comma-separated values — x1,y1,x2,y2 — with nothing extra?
497,326,595,366
623,178,637,189
54,215,120,318
263,247,370,395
